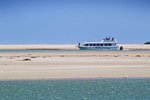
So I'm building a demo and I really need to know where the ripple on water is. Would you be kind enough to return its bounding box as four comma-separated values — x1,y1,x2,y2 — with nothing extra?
0,79,150,100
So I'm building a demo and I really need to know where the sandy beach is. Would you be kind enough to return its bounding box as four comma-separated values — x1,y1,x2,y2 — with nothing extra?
0,44,150,80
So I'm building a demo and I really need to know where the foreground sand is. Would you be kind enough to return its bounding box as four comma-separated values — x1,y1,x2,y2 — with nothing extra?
0,49,150,80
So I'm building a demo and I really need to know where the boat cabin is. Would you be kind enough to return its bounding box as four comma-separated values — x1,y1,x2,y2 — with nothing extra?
83,43,116,47
82,37,117,47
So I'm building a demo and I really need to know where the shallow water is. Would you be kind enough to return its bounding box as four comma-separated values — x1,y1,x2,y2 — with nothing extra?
0,49,150,52
0,79,150,100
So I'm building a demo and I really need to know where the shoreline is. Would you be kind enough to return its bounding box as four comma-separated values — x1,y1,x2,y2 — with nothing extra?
1,77,150,81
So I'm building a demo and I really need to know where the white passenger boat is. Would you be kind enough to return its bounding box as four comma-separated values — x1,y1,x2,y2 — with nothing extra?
78,37,123,50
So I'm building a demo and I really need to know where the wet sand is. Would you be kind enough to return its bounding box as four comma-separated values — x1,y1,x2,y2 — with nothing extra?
0,46,150,80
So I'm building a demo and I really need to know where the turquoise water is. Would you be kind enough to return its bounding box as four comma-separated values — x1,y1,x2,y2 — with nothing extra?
0,79,150,100
0,49,150,52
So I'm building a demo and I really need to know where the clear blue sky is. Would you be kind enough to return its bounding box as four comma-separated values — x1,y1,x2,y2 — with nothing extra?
0,0,150,44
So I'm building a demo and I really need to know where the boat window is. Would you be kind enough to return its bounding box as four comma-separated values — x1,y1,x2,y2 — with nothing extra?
90,44,92,46
108,43,112,46
101,44,103,46
84,44,88,46
104,44,108,46
93,44,96,46
97,44,100,46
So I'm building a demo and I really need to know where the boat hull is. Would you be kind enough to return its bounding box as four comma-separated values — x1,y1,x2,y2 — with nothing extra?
78,46,119,50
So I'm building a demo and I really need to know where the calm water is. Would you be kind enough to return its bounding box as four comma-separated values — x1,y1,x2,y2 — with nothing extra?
0,79,150,100
0,49,150,52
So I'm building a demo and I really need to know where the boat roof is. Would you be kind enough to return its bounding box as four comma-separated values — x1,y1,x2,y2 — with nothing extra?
84,39,117,44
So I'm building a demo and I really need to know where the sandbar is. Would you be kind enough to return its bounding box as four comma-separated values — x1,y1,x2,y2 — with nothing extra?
0,44,150,50
0,45,150,80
